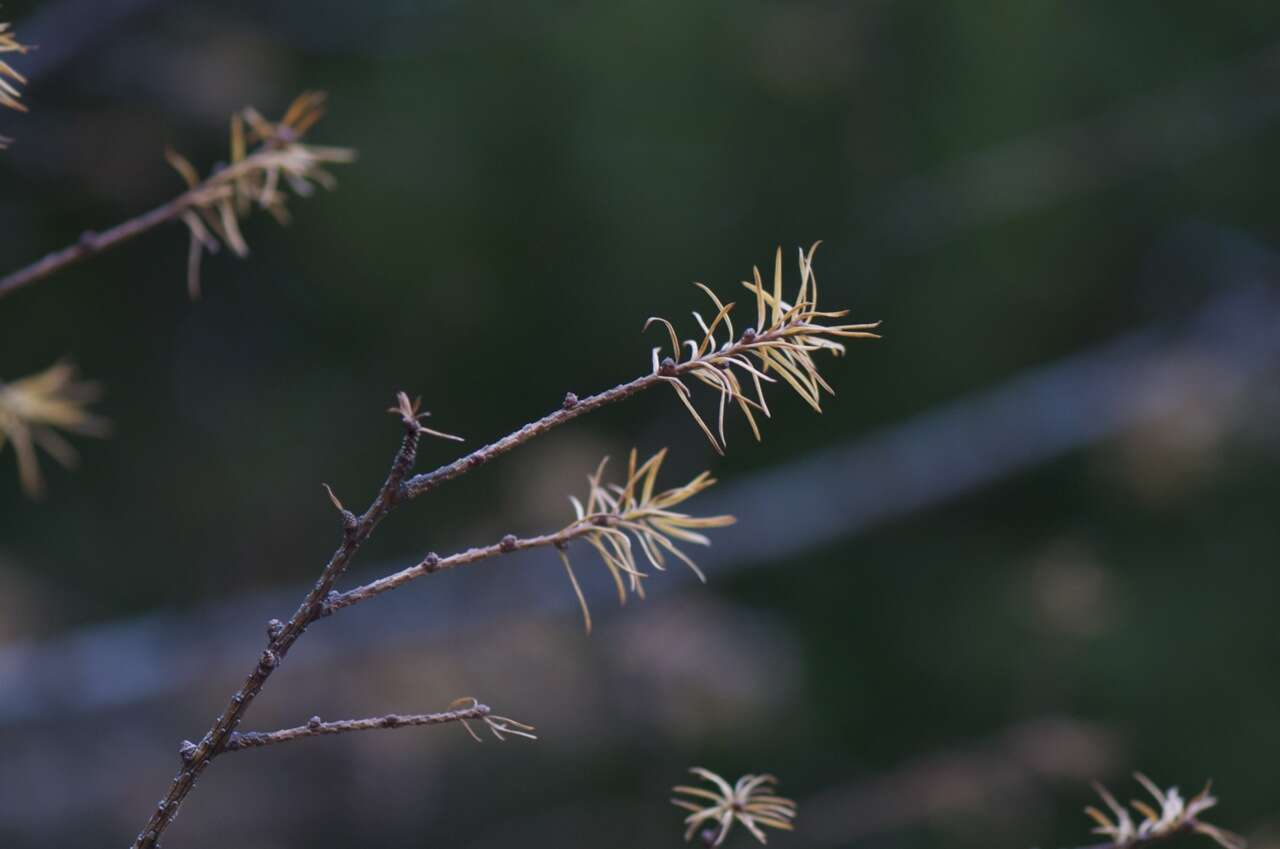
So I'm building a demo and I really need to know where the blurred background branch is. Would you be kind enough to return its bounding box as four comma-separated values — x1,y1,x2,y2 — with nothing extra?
0,91,354,300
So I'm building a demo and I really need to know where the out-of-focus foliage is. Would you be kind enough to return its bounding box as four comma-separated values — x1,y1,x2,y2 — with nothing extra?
0,17,30,145
0,19,28,114
672,768,797,846
165,90,356,296
0,360,108,497
1085,774,1244,849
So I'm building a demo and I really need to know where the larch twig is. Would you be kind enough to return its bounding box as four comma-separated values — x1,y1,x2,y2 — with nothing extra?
128,246,875,849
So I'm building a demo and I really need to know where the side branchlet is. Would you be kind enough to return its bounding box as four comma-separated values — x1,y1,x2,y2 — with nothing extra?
216,698,535,754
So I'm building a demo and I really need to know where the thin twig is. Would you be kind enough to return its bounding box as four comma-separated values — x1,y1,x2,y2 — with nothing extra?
220,704,491,753
398,321,802,502
329,527,590,612
333,446,732,632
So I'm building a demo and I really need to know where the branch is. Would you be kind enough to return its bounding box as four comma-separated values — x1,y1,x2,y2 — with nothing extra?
401,247,878,494
0,92,354,301
128,247,871,849
399,318,827,501
129,355,707,846
221,705,487,752
213,700,534,754
329,528,586,613
401,375,656,501
330,446,733,633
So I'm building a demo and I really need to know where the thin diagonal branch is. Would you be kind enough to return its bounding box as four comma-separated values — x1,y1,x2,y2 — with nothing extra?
401,374,656,501
399,317,830,502
330,448,731,627
0,193,196,300
328,528,588,613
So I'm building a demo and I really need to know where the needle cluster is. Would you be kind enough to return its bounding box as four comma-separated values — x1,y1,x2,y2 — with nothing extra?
557,448,735,632
646,243,879,452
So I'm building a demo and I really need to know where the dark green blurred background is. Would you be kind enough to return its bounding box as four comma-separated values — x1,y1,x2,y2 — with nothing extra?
2,2,1278,848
